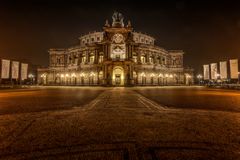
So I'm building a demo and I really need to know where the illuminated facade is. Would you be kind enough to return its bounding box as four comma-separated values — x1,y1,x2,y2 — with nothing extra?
38,12,193,86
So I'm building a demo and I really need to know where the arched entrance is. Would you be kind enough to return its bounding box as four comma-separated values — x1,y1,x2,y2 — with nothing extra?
112,66,124,86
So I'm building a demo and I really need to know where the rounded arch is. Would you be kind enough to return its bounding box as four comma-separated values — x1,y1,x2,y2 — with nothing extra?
112,66,124,86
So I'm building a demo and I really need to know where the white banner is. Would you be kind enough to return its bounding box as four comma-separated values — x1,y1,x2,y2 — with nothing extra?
11,61,19,79
21,63,28,80
230,59,239,79
220,61,227,79
210,63,218,80
203,64,210,80
1,59,10,79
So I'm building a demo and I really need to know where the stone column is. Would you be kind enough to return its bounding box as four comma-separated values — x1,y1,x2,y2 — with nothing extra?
137,50,141,64
146,52,149,63
95,49,98,64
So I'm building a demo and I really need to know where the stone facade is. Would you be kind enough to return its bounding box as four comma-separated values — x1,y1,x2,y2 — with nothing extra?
38,12,193,86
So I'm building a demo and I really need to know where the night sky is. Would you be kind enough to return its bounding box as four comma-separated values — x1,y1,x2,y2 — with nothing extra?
1,0,240,73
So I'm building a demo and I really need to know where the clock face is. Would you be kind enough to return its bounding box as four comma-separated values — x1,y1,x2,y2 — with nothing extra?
112,33,124,43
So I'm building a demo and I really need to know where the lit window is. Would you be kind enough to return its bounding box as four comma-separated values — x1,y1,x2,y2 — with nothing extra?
141,56,146,63
133,56,137,63
99,55,103,63
82,56,86,63
90,55,95,63
149,57,153,64
57,58,61,64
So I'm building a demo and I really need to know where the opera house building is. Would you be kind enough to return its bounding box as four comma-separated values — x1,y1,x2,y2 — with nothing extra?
38,12,193,86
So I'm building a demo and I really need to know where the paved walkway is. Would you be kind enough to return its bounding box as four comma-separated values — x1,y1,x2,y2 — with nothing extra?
0,88,239,159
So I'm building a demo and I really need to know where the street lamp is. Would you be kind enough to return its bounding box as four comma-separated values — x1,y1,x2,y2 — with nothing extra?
158,73,163,85
60,74,64,84
165,74,169,85
197,74,203,85
40,74,46,85
71,73,77,85
216,73,221,85
185,74,191,85
238,72,240,84
28,74,35,85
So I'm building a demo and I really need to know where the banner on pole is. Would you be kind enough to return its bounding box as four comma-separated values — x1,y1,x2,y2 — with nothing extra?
203,64,210,80
11,61,19,79
1,59,10,79
21,63,28,80
210,63,218,80
230,59,239,79
220,61,227,79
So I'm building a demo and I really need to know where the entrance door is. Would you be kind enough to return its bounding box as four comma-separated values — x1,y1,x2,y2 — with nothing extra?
112,66,124,86
115,74,121,85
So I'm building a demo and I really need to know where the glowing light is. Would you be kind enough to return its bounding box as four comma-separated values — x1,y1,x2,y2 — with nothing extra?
165,74,169,78
80,73,85,77
65,74,69,77
71,73,76,77
169,74,173,78
61,74,64,78
186,74,191,79
90,72,95,77
40,73,46,78
197,74,203,79
141,72,146,77
159,73,163,77
28,74,34,78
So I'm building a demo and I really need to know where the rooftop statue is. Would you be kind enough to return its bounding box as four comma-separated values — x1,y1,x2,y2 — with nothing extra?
112,11,124,27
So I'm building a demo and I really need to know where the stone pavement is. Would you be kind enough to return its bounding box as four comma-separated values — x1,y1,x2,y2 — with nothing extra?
0,88,240,159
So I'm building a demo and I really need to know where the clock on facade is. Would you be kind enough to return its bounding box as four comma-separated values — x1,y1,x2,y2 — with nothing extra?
112,33,124,43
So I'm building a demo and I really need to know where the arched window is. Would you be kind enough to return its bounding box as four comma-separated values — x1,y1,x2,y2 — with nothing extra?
141,55,146,63
89,54,95,64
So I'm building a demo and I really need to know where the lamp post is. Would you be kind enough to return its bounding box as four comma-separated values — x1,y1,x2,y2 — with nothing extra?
165,74,169,85
40,74,46,85
71,73,76,85
28,74,34,85
197,74,203,85
216,73,221,85
158,74,163,86
66,74,69,85
185,74,191,85
60,74,64,85
238,72,240,84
